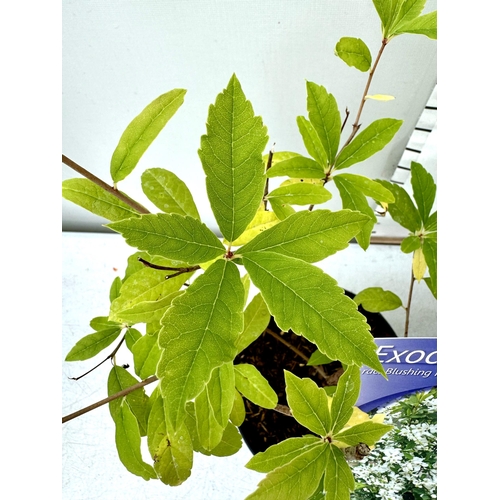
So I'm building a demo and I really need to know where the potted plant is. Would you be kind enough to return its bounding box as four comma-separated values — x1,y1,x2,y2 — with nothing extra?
62,1,437,498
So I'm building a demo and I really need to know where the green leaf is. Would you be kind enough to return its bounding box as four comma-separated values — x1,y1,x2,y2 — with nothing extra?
329,365,361,434
198,74,269,242
267,183,332,206
334,37,372,72
230,389,246,426
284,371,331,436
410,162,436,224
425,210,437,233
147,396,193,486
422,238,437,297
334,421,393,447
268,198,296,220
229,208,281,247
334,174,395,204
297,116,328,168
239,209,369,263
401,235,421,253
353,287,403,312
89,316,120,331
377,180,422,232
332,177,376,250
109,267,188,323
246,435,322,473
114,402,156,480
246,441,327,500
266,155,325,179
234,363,278,409
241,252,385,373
109,276,122,302
307,350,335,366
132,330,162,379
158,259,245,429
208,421,243,457
141,168,200,219
194,362,235,451
110,89,186,183
116,290,183,325
236,292,270,354
62,178,141,221
108,366,150,436
65,327,121,361
323,445,355,500
392,10,437,39
125,327,142,351
334,119,403,171
306,81,342,166
371,0,405,38
107,213,225,265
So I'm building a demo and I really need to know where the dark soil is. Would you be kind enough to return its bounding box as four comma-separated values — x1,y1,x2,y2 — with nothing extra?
234,291,396,455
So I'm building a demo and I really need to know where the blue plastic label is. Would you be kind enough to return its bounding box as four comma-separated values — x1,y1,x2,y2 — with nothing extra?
357,337,437,412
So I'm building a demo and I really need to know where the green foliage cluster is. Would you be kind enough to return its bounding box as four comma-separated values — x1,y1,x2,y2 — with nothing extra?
62,1,437,498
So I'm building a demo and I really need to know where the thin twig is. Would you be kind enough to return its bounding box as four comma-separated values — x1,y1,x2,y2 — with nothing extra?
68,334,127,381
62,154,150,214
62,375,158,424
263,145,275,211
138,257,201,279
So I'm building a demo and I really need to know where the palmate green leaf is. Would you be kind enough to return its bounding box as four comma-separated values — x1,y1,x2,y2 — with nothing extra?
230,208,281,247
371,0,405,38
306,82,342,167
239,209,370,263
236,292,270,354
329,365,361,434
333,421,393,447
157,259,245,429
324,445,355,500
297,117,328,168
425,210,437,233
307,350,335,366
334,119,403,171
108,366,150,436
62,178,141,222
267,183,332,206
208,421,242,457
234,363,278,409
107,213,225,265
199,74,269,243
132,330,162,379
246,441,327,500
332,176,376,250
194,362,235,451
110,88,186,183
353,287,403,313
109,267,188,323
284,371,331,436
410,162,436,224
89,315,120,331
266,155,325,179
334,174,395,204
141,168,200,219
247,436,322,473
392,10,437,39
109,276,122,302
125,327,142,351
376,179,422,232
147,396,193,486
65,326,122,361
334,37,372,72
241,252,384,373
114,402,157,480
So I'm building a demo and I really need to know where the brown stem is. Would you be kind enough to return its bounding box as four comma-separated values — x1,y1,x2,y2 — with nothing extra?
265,328,328,380
62,375,158,424
138,257,201,279
330,38,390,175
62,154,150,215
404,271,416,337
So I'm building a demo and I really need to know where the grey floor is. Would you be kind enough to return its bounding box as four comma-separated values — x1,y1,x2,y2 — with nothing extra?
62,231,437,499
